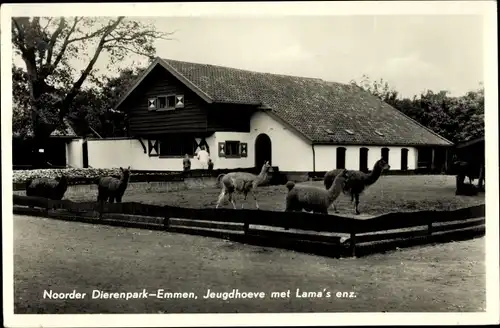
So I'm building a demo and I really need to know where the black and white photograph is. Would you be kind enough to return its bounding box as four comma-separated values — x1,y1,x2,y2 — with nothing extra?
2,1,499,327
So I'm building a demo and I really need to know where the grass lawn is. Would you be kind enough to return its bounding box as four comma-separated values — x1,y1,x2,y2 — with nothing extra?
13,214,485,313
18,175,485,216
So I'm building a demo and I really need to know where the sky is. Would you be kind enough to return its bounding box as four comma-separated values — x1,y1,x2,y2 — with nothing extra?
14,15,485,98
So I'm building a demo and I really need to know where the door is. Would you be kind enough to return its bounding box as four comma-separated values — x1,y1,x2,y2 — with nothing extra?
381,147,390,163
336,147,346,169
359,147,369,172
255,133,272,168
401,148,409,171
82,140,89,168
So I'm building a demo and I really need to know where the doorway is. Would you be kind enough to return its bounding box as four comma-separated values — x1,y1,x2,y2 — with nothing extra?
82,140,89,168
359,147,369,172
255,133,272,168
401,148,409,171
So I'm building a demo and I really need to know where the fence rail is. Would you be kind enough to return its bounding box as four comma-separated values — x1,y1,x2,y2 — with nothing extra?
12,195,485,257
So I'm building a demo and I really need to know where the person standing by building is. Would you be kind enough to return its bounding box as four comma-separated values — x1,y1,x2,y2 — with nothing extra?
182,154,191,177
197,146,210,170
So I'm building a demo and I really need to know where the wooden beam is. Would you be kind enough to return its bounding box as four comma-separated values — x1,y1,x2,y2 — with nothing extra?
136,138,147,154
444,148,449,172
431,148,436,171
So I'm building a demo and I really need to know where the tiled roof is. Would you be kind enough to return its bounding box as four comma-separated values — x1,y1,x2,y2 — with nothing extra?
14,117,78,138
158,58,453,146
50,117,77,137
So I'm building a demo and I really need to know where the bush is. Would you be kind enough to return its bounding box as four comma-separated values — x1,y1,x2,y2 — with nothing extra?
12,168,184,185
13,168,123,184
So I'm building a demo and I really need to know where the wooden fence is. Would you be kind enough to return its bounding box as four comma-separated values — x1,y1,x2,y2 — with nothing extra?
12,195,485,257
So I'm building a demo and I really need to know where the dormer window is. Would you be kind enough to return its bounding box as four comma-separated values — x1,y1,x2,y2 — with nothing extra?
344,129,354,135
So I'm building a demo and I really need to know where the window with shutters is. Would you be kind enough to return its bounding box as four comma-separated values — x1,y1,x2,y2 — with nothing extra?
157,95,176,110
150,94,184,111
225,141,241,158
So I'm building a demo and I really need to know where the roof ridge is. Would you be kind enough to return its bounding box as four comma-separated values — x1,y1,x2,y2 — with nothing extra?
161,58,323,81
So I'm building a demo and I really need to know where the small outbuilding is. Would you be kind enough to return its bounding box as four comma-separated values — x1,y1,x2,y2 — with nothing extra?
454,136,485,190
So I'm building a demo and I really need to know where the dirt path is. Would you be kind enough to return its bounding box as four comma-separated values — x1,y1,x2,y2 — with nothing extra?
13,215,485,314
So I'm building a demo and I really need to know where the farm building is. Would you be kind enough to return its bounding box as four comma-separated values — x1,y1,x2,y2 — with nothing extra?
81,57,453,175
13,118,87,169
453,136,485,188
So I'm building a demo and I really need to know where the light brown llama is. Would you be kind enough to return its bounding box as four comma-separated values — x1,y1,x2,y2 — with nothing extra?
216,161,273,209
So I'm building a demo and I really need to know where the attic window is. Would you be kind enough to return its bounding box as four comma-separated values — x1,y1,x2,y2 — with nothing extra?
344,129,354,135
158,95,176,110
375,130,384,136
325,128,334,135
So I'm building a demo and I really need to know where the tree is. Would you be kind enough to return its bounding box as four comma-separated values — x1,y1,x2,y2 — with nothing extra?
449,86,484,142
351,75,484,144
11,17,173,158
350,74,399,107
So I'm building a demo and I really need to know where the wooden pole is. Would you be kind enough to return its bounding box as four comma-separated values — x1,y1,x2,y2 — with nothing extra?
349,232,357,257
431,148,436,172
164,216,171,230
478,164,485,190
444,148,449,173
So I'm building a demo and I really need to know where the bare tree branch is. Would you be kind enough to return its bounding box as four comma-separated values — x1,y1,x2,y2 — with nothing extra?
105,30,175,43
42,17,53,34
67,25,111,44
103,44,155,58
60,17,124,119
12,18,28,54
45,18,66,68
47,17,81,74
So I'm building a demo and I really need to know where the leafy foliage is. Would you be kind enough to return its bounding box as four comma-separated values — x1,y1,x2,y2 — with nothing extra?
11,16,173,140
350,76,484,144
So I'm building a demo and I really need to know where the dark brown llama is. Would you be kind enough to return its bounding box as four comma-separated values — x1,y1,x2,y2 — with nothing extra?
338,158,390,215
26,174,68,200
96,166,131,204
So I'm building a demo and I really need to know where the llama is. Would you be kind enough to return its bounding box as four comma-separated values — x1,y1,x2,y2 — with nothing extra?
323,168,349,190
96,166,131,204
455,181,479,196
452,160,477,185
26,174,68,200
339,158,390,215
285,169,349,215
216,161,273,209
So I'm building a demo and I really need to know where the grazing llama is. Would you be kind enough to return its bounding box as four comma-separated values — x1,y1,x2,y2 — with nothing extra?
328,158,390,215
452,159,476,185
216,161,273,209
96,166,131,204
26,174,68,200
285,169,349,214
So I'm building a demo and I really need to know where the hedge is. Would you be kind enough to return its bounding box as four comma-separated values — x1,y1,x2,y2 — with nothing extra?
12,168,180,185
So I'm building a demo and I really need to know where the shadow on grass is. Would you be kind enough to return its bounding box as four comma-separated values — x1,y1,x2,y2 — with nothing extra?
13,206,485,259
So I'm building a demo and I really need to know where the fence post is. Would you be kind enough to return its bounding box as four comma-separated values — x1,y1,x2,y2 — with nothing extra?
349,232,357,257
163,206,171,230
45,199,51,217
243,222,249,234
427,221,433,235
98,201,104,220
